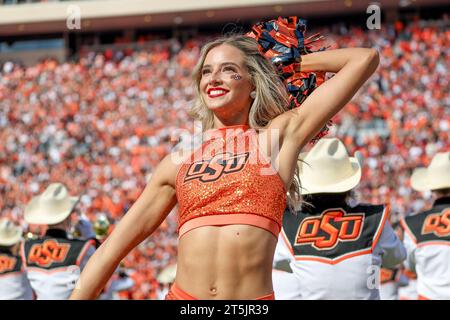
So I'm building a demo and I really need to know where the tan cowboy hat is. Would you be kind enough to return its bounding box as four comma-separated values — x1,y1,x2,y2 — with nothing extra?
411,151,450,192
0,218,23,246
298,138,362,195
157,263,177,284
24,183,80,225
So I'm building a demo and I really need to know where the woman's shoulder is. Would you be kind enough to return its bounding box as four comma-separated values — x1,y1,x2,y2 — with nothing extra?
266,108,300,132
150,151,183,188
158,135,201,171
255,112,296,146
157,148,191,174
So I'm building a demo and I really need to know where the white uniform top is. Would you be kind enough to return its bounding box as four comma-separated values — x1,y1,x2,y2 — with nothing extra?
272,236,302,300
380,282,399,300
398,275,418,300
21,229,95,300
275,203,406,300
157,286,170,300
0,251,33,300
272,269,302,300
401,197,450,300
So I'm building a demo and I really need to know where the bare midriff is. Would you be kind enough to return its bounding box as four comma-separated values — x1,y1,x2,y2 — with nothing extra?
175,224,277,300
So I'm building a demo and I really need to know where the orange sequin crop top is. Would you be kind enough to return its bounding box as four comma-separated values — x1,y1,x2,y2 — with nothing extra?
175,124,286,238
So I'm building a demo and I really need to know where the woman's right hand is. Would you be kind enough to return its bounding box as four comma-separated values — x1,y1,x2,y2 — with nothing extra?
69,153,178,299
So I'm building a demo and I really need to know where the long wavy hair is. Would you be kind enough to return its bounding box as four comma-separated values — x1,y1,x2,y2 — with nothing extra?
189,35,301,212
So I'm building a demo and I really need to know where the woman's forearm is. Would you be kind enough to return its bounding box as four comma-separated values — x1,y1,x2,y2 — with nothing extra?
69,206,156,299
70,241,121,299
300,48,379,74
70,168,177,299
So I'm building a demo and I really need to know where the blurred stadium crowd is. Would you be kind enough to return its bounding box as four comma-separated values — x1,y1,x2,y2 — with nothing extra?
0,17,449,299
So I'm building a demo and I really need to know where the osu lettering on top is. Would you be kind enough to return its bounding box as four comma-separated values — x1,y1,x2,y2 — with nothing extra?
0,255,16,273
421,209,450,237
295,209,364,250
184,152,250,183
28,239,70,267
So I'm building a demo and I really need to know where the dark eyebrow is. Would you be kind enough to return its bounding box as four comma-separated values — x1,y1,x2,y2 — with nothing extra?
202,62,241,69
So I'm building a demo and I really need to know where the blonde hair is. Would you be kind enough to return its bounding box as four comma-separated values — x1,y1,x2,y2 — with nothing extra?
189,35,301,212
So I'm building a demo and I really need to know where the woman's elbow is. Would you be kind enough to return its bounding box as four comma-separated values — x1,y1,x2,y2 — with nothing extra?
366,48,380,72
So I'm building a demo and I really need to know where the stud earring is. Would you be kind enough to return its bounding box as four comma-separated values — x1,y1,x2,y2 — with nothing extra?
250,91,256,99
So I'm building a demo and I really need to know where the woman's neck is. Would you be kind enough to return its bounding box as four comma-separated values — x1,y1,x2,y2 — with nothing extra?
213,115,249,130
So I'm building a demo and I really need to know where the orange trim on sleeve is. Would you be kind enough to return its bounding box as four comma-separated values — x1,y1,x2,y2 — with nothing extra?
295,248,372,265
20,241,27,269
417,241,450,248
26,265,79,274
280,228,294,256
372,204,390,251
178,214,280,239
0,271,27,279
76,239,96,266
400,218,418,245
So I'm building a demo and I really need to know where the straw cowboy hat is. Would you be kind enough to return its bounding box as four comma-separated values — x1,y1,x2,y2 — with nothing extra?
298,138,362,195
24,183,80,225
0,219,23,246
411,151,450,192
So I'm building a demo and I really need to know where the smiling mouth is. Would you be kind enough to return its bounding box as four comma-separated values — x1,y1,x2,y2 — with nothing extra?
207,89,229,98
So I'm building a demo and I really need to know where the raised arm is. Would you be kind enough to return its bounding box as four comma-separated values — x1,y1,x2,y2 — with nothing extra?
69,154,178,299
269,48,379,187
273,47,379,151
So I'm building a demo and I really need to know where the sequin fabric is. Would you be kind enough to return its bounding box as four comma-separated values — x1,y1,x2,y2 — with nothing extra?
176,124,286,234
